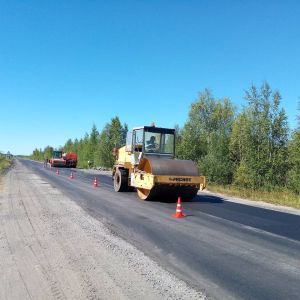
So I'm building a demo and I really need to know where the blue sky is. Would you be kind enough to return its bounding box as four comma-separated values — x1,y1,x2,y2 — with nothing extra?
0,0,299,155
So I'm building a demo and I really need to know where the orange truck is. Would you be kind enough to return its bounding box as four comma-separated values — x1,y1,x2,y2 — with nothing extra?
50,151,77,168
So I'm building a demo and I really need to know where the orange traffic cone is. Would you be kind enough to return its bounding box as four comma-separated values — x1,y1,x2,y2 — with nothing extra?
172,197,186,218
56,169,59,175
70,171,74,179
93,177,98,187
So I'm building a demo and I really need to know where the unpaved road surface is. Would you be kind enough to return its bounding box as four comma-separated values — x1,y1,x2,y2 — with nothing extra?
0,161,204,300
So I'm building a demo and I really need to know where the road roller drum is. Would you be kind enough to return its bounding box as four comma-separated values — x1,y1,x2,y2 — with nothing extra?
112,125,206,201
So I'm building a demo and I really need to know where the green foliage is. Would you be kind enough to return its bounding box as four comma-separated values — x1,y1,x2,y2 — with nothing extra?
95,117,127,168
176,83,290,191
30,117,128,169
63,139,74,153
0,156,12,171
88,124,99,164
43,146,54,160
79,118,128,169
230,83,289,189
288,130,300,193
31,148,44,161
298,100,300,127
288,101,300,193
174,124,181,157
77,134,90,168
177,89,235,184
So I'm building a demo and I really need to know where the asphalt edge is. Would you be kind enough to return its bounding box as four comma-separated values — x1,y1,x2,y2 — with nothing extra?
201,189,300,216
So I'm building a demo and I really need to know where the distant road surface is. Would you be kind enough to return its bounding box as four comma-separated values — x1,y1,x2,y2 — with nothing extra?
1,159,300,299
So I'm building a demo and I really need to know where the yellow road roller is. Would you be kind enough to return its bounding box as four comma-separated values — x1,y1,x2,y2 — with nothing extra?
112,124,206,201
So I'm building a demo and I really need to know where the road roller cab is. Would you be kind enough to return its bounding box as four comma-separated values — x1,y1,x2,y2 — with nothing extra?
113,125,206,201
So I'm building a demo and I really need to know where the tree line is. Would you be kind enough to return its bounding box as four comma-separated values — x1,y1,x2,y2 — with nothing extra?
31,117,128,169
31,82,300,194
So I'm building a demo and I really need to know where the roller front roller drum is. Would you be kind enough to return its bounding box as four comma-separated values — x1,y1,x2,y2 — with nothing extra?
137,185,198,202
136,156,200,201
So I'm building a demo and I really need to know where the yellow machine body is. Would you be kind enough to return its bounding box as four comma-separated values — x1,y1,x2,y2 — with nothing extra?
113,126,206,201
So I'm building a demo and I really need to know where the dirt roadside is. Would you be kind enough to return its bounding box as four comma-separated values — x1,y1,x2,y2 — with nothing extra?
0,160,205,300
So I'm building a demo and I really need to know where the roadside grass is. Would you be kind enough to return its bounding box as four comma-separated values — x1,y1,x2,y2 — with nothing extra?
0,157,12,173
208,184,300,210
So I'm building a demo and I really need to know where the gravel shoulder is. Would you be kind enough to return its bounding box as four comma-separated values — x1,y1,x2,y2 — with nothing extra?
0,160,205,300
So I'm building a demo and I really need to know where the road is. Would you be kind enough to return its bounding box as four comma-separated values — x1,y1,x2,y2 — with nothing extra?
7,159,300,299
1,160,202,300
